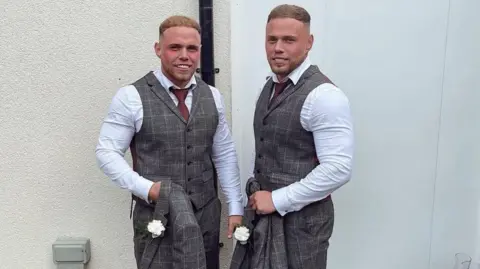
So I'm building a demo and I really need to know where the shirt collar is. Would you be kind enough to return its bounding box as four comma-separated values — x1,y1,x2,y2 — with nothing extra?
270,56,311,85
153,67,197,91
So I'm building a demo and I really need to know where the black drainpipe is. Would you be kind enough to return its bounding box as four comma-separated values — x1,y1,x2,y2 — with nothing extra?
198,0,218,86
198,0,223,249
198,0,218,194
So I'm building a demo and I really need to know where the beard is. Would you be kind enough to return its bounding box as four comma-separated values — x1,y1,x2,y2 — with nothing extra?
269,63,292,78
164,66,194,86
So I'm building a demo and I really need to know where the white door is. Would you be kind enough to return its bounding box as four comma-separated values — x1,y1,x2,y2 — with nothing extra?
428,0,480,268
230,0,480,269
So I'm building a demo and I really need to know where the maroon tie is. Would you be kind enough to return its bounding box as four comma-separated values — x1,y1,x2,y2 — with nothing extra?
170,88,189,121
269,79,290,108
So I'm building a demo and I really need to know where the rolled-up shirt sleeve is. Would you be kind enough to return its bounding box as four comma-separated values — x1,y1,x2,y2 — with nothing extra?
209,86,244,216
272,84,354,216
95,85,153,202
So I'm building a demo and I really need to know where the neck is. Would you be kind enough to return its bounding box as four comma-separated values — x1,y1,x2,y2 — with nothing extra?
275,75,288,82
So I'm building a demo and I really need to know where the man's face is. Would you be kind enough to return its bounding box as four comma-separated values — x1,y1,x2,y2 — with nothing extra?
155,26,201,88
265,18,313,80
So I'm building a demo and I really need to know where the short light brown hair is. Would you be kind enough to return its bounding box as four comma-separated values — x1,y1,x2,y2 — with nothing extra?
159,15,201,37
267,4,311,25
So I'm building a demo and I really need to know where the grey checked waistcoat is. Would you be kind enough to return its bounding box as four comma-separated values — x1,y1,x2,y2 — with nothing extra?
253,65,332,182
130,71,219,210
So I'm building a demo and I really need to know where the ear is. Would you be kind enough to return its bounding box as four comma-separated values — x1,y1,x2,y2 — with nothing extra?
154,41,162,58
306,34,314,51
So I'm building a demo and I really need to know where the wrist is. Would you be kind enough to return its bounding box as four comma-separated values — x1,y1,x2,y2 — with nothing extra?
271,188,291,216
148,182,161,201
229,201,244,216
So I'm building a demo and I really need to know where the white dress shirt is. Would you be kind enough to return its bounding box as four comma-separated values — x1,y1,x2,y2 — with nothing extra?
96,68,244,216
250,57,354,216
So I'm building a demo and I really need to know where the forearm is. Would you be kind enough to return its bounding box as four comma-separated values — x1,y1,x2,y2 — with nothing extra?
212,139,244,216
271,160,352,215
96,142,153,201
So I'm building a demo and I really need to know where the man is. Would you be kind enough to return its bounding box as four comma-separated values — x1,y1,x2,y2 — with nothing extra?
230,4,354,269
96,15,243,269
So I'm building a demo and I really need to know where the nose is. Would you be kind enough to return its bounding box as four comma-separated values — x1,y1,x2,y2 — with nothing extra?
179,48,188,60
273,40,284,53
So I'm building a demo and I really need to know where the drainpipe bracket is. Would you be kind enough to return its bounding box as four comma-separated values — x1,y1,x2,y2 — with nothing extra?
196,68,220,74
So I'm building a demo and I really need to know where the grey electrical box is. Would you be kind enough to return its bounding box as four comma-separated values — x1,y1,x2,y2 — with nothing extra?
52,237,91,264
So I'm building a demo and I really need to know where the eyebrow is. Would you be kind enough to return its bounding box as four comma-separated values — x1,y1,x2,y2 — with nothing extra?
168,43,200,49
267,35,297,40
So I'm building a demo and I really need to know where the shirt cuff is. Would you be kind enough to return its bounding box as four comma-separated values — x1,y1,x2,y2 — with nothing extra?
272,187,292,216
134,177,154,203
228,201,244,216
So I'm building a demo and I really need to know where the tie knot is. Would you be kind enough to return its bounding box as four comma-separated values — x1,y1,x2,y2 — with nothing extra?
274,79,291,96
170,87,189,102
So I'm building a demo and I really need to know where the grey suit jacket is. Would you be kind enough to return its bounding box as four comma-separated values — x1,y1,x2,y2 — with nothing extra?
229,177,288,269
229,175,333,269
138,180,207,269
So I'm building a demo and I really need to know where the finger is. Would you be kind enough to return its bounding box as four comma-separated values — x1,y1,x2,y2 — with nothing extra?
255,204,261,214
227,222,234,239
248,197,253,207
248,195,255,206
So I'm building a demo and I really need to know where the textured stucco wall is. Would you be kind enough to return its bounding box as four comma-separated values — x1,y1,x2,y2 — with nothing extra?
0,1,232,268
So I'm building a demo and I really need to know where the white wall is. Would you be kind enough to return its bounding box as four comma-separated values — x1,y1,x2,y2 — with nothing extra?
0,1,233,268
1,0,478,268
230,0,480,269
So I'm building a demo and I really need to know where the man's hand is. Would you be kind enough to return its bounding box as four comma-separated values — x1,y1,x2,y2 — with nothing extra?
249,191,276,215
147,182,161,202
227,215,243,239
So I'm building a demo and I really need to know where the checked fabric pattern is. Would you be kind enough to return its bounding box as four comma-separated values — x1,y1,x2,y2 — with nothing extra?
134,180,207,269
